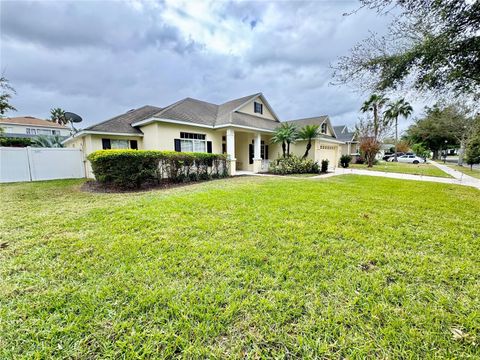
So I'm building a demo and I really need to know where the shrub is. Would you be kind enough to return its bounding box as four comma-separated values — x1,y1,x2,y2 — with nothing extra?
269,155,319,175
88,150,228,189
354,155,365,164
321,159,329,173
340,155,352,168
0,137,32,147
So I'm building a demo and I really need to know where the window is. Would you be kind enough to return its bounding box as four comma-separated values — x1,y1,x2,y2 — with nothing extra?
101,139,131,150
321,123,327,134
52,130,60,135
26,128,37,135
37,129,53,135
111,140,129,149
179,132,206,152
249,139,269,164
254,102,263,114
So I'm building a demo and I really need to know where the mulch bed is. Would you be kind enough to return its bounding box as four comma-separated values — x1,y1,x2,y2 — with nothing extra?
81,179,214,194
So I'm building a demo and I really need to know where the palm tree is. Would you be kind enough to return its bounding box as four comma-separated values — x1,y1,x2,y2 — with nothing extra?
360,94,389,141
31,135,64,148
272,123,298,157
298,125,319,158
384,99,413,161
50,108,67,125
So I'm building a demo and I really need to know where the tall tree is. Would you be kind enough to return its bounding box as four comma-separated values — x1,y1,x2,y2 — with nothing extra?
50,108,67,125
0,76,17,117
405,104,471,160
384,98,413,161
333,1,480,98
360,94,389,141
298,125,319,159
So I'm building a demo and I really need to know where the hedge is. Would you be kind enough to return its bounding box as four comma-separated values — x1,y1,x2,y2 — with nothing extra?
269,155,319,175
0,137,32,147
87,150,228,189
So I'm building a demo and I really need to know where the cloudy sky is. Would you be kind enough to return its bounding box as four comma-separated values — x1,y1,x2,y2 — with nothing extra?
1,0,400,129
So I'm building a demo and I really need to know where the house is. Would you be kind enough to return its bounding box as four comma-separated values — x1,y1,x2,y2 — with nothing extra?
0,116,70,138
333,125,359,156
63,93,347,177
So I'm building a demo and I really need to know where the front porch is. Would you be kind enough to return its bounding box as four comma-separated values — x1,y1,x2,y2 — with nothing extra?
223,128,276,175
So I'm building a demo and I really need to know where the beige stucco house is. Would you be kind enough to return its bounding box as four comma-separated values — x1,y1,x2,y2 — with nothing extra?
63,93,349,177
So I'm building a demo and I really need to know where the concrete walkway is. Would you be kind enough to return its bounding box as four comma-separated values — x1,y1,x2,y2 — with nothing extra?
429,161,480,188
311,166,480,190
240,165,480,190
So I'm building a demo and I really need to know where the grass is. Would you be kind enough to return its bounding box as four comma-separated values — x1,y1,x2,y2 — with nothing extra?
443,163,480,179
350,161,451,178
1,176,479,358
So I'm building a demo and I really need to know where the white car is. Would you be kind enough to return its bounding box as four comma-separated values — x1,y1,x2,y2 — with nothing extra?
396,154,425,164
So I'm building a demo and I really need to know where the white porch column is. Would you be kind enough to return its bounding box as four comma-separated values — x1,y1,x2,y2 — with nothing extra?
226,128,236,175
253,132,262,173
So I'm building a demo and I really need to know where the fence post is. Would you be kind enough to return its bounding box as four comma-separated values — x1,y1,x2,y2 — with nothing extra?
26,146,33,181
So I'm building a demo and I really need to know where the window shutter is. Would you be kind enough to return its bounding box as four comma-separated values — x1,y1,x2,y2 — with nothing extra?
174,139,181,152
265,145,269,160
102,139,111,150
130,140,138,150
207,141,212,153
249,144,253,164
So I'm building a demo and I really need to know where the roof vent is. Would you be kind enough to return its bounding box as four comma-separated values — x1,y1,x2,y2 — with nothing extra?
127,108,136,113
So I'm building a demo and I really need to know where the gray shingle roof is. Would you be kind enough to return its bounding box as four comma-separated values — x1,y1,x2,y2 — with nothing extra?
152,98,218,126
216,93,261,125
333,125,356,142
85,105,162,134
285,116,328,127
80,94,346,137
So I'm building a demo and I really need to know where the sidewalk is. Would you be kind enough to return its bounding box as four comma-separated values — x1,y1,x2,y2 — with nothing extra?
429,161,480,189
317,167,480,190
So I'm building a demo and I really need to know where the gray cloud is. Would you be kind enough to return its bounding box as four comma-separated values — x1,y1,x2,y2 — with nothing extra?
1,0,401,129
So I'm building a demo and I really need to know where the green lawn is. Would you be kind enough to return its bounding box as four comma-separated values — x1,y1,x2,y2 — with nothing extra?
444,163,480,179
1,177,479,358
350,161,451,178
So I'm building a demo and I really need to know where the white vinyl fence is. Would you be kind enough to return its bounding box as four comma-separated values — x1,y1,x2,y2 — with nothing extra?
0,147,85,183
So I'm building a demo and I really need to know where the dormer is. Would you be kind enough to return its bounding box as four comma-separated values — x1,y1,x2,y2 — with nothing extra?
236,95,278,121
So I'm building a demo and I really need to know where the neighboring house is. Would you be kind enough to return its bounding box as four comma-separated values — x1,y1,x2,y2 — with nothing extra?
63,93,347,177
0,116,70,138
333,125,359,156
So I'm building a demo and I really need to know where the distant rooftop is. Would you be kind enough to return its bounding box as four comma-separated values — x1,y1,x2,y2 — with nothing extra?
0,116,68,129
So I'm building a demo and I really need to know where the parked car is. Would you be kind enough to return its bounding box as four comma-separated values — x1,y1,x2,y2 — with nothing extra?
396,154,425,164
383,152,404,161
387,152,415,161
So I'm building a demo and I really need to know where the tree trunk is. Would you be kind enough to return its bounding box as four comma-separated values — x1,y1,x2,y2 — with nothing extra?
432,149,439,160
373,106,379,140
282,141,286,157
394,117,398,162
287,141,291,156
458,139,465,165
303,141,311,159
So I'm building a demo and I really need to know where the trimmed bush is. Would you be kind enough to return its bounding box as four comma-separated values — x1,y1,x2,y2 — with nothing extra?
0,137,32,147
87,150,228,189
340,154,352,168
321,159,329,173
269,155,319,175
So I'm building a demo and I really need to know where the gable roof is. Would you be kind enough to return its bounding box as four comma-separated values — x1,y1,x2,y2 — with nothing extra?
285,115,328,128
286,115,338,139
0,116,68,129
333,125,356,142
130,93,280,131
84,105,162,134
